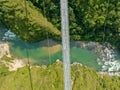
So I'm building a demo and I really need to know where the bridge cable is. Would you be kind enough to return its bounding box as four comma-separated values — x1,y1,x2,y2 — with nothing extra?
43,0,52,65
24,0,33,90
102,0,110,43
42,1,53,89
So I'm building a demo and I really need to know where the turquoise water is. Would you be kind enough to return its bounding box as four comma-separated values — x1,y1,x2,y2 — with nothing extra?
70,47,99,70
9,39,100,70
0,28,119,71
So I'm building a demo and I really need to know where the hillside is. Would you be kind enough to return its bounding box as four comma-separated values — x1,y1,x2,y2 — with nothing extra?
0,0,120,48
0,0,61,42
0,61,120,90
0,42,119,89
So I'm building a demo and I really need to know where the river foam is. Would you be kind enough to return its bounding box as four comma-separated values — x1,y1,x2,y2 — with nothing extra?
74,41,120,72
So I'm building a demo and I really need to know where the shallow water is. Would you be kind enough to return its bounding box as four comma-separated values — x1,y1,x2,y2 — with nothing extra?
9,39,99,70
1,29,120,71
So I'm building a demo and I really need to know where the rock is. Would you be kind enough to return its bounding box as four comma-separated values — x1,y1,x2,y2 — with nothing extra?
2,30,16,40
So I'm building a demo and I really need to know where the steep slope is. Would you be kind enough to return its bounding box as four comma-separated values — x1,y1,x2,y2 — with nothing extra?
0,0,61,42
0,61,120,90
0,0,119,48
30,0,120,48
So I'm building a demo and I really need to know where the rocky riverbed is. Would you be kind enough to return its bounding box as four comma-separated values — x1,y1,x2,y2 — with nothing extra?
0,42,25,71
72,41,120,72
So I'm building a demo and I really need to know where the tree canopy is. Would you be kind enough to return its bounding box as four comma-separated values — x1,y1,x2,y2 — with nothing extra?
30,0,120,48
0,0,61,42
0,0,120,48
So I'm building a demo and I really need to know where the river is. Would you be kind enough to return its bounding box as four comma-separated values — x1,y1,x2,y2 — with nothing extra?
0,29,120,71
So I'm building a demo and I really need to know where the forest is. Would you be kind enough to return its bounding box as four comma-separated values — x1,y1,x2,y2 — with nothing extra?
0,0,120,48
30,0,120,48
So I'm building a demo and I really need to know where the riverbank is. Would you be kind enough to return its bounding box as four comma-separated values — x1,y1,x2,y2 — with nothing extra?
0,42,25,71
71,61,120,76
0,40,120,73
98,71,120,76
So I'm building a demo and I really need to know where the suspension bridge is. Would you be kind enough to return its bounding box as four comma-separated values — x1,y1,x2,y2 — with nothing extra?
60,0,71,90
0,0,116,90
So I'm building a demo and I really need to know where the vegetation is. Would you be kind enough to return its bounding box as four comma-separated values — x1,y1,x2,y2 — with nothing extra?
0,0,61,42
1,55,14,62
0,61,120,90
30,0,120,48
0,62,9,76
0,0,120,89
0,0,119,48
